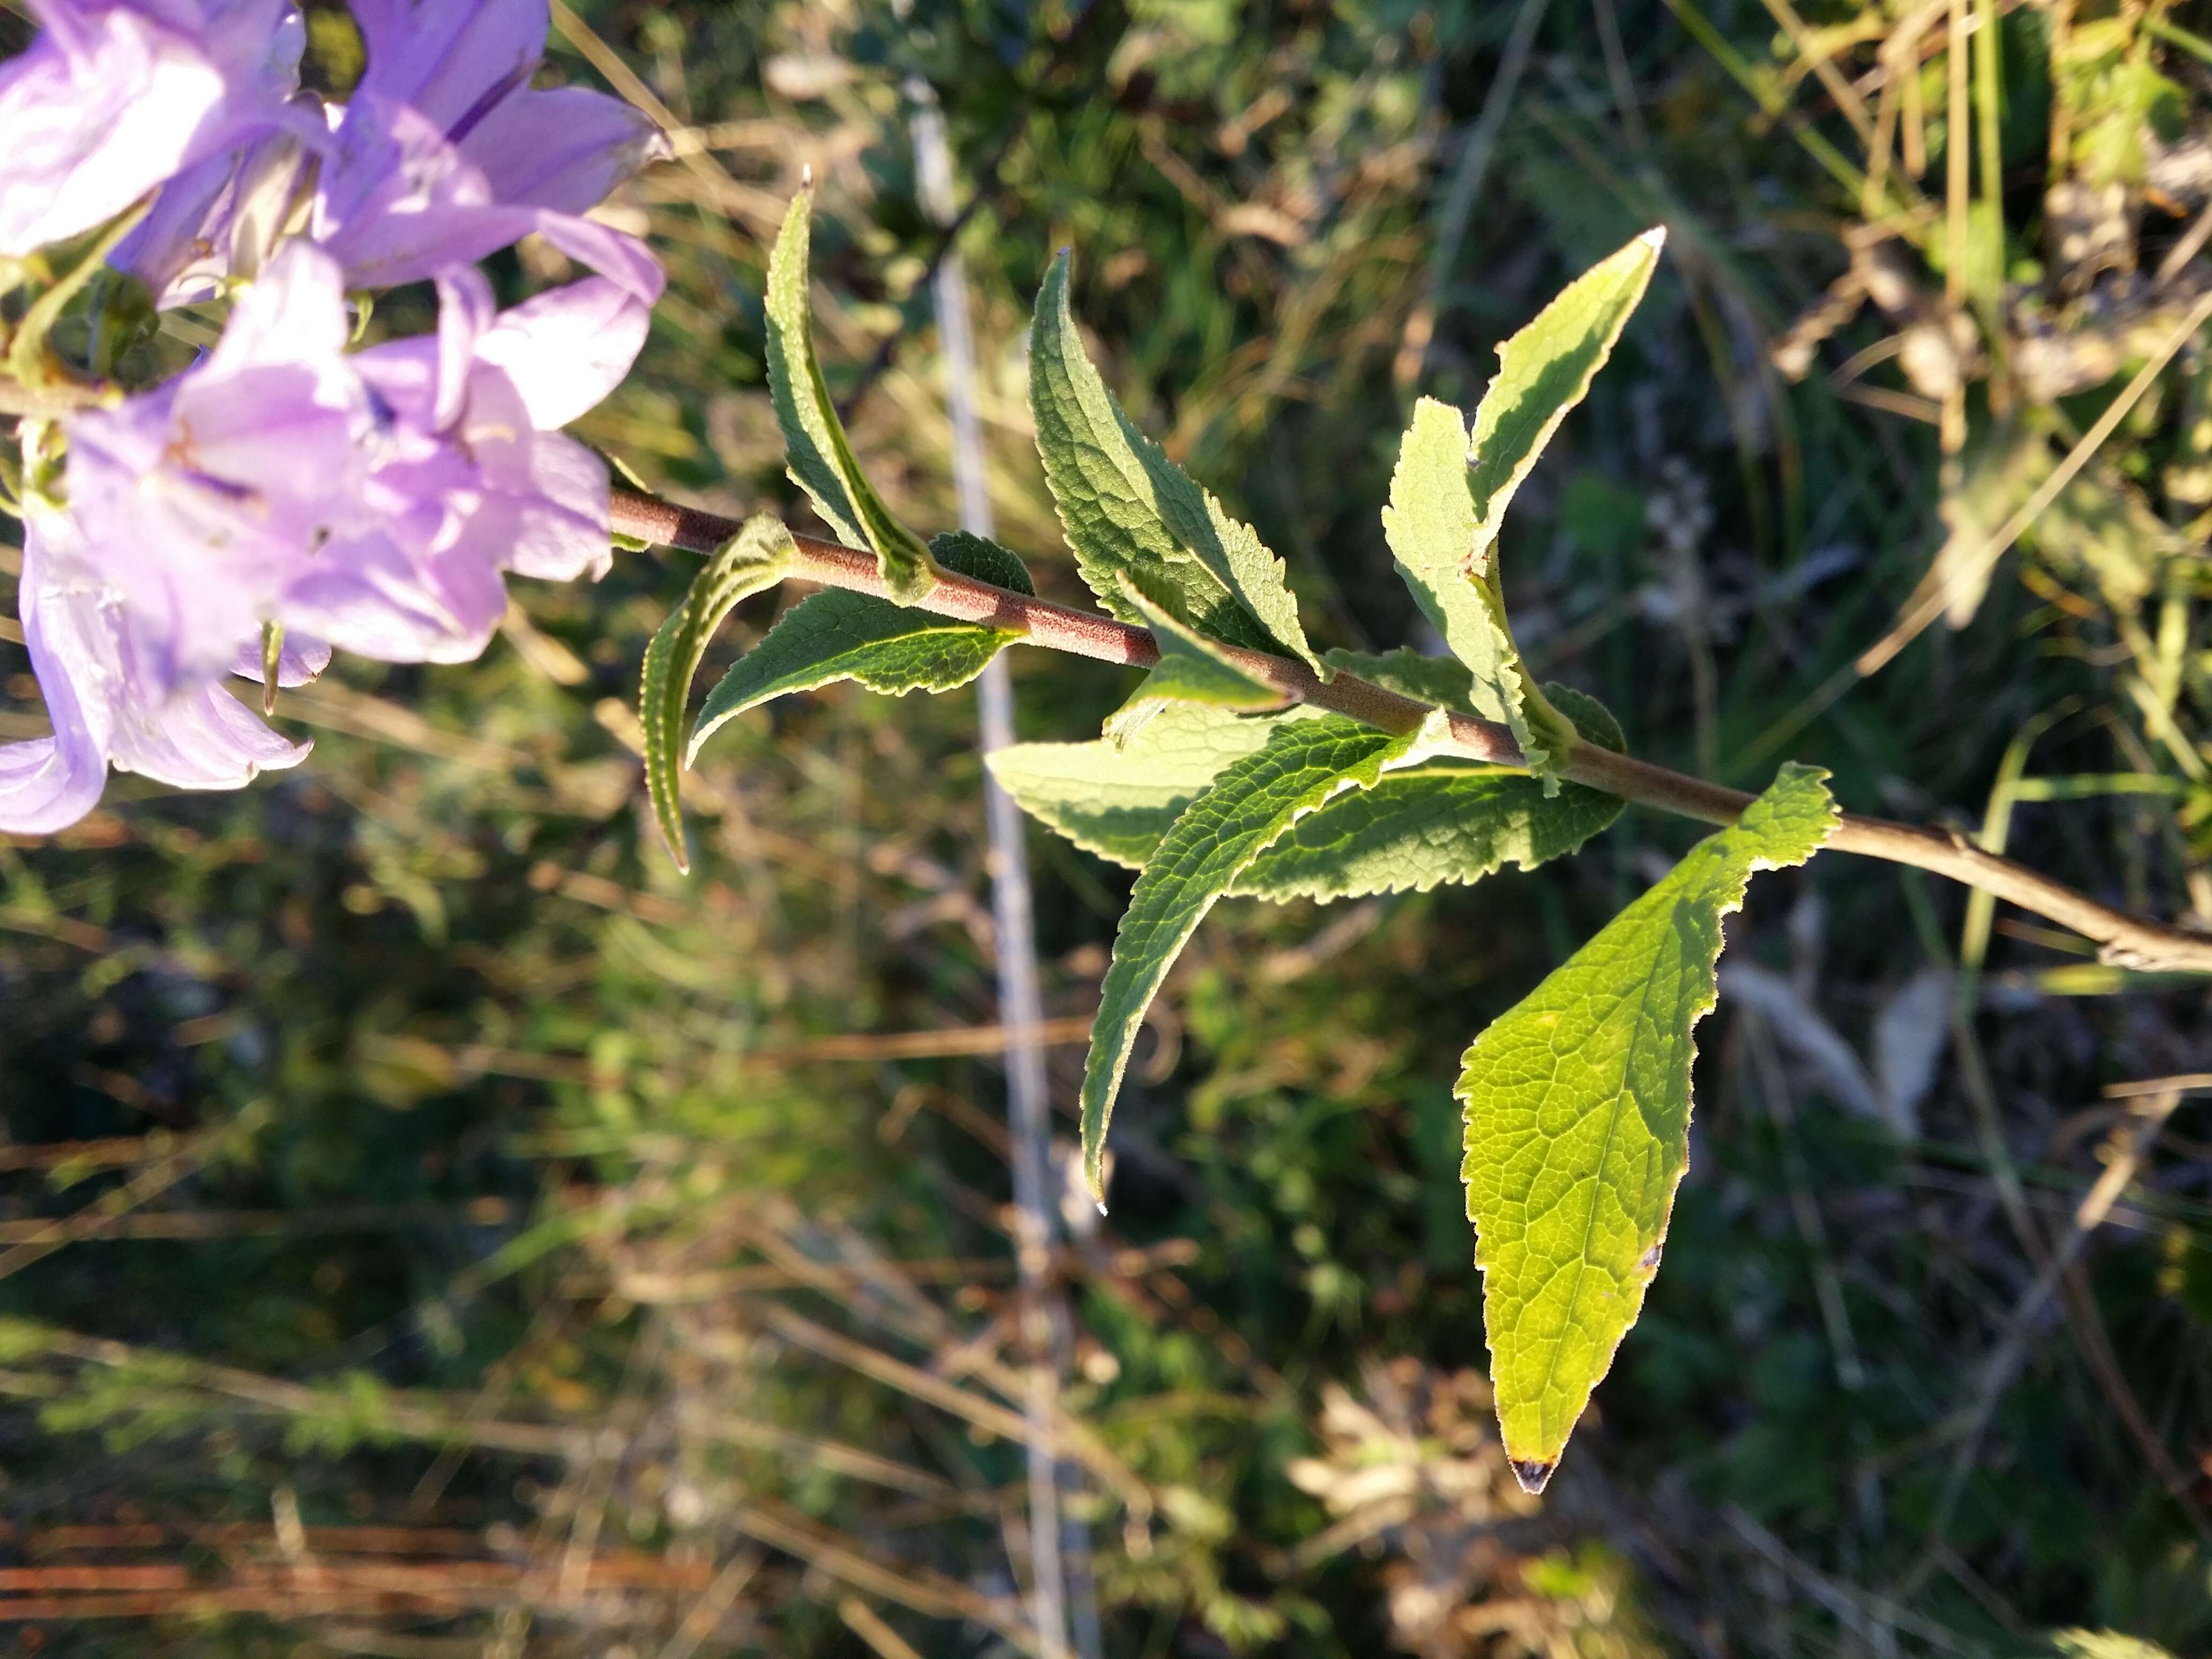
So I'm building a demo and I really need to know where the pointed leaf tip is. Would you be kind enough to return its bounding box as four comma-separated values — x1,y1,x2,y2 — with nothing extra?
1508,1459,1555,1496
1639,225,1667,250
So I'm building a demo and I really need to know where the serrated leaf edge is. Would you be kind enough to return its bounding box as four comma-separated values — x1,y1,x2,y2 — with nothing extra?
641,515,795,872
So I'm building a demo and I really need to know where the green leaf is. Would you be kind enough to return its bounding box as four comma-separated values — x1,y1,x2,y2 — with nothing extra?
1081,711,1453,1198
1381,397,1578,787
1109,576,1285,734
687,532,1032,763
1322,646,1479,715
1385,231,1662,784
986,704,1318,868
765,192,935,602
640,515,795,873
1236,685,1625,901
1468,230,1663,547
1028,251,1317,669
1457,761,1837,1491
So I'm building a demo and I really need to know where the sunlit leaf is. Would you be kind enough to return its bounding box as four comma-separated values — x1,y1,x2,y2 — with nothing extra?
765,192,935,601
1080,711,1453,1198
1029,251,1318,669
1457,761,1837,1491
1236,686,1625,901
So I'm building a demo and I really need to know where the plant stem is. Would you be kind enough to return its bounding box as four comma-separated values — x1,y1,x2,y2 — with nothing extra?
608,488,2212,974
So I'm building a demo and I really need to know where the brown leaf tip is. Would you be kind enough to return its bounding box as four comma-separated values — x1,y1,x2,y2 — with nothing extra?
1508,1458,1555,1496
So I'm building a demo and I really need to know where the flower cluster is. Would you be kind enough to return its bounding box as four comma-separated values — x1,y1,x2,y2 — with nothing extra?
0,0,669,832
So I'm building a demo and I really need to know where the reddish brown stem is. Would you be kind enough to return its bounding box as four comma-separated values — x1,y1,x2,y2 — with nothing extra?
611,488,2212,974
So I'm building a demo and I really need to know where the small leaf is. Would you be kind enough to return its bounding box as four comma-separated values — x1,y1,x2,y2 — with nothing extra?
1237,686,1625,902
689,532,1031,763
1323,646,1479,715
985,704,1318,868
1468,229,1663,546
1387,230,1663,784
1458,761,1839,1490
640,516,795,872
765,192,935,601
1029,251,1317,668
1384,396,1560,781
1110,577,1286,732
1081,711,1453,1198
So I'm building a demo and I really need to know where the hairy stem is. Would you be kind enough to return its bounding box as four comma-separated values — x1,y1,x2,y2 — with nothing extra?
610,488,2212,975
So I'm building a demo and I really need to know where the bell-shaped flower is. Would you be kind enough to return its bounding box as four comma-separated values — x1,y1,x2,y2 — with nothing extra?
4,238,653,832
63,236,378,691
312,0,669,294
0,499,310,836
0,0,310,258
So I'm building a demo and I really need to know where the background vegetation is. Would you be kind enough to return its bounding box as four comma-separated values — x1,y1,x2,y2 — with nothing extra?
4,0,2212,1653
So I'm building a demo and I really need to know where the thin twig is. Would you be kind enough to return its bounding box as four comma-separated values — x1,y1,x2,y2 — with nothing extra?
609,487,2212,973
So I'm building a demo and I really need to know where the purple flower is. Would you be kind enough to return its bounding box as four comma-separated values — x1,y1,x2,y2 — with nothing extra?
0,498,310,835
111,123,319,308
0,0,310,258
2,238,651,831
312,0,668,293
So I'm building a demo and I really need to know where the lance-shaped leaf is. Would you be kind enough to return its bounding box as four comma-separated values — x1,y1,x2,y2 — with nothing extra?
1029,251,1318,669
985,704,1317,868
1469,229,1664,546
1080,711,1453,1198
640,516,795,872
688,532,1031,764
1236,686,1625,901
766,192,935,601
1387,230,1663,784
1458,762,1838,1493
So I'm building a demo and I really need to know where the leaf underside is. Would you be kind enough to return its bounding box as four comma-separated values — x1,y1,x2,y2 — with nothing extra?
641,516,795,872
1079,711,1452,1198
988,684,1625,905
1456,761,1838,1490
1028,251,1315,668
1112,578,1285,728
765,192,935,601
688,531,1031,764
1233,685,1625,901
985,703,1321,869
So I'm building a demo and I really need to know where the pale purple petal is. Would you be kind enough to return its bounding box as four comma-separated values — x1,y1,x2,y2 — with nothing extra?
112,125,317,307
1,2,309,259
0,10,229,255
63,241,371,685
281,527,507,664
0,520,113,835
311,92,534,290
350,0,546,136
482,429,609,583
458,85,662,215
108,675,311,788
1,503,307,824
431,263,498,430
530,211,665,304
474,274,652,429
